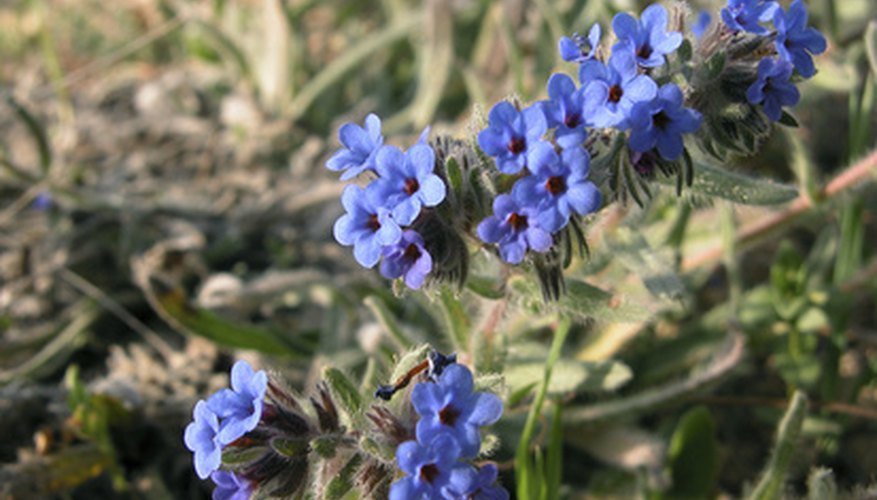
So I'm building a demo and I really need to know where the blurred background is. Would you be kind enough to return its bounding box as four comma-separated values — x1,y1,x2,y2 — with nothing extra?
1,0,876,498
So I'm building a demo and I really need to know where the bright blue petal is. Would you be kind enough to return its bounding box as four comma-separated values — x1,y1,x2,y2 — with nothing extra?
418,175,446,206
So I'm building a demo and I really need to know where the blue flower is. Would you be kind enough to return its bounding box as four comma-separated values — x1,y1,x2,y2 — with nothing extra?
540,74,591,149
411,364,503,458
333,184,403,268
390,435,470,500
773,0,827,78
32,191,52,211
628,83,703,161
477,102,547,174
559,24,601,63
443,463,509,500
720,0,779,35
746,58,800,122
511,143,601,233
477,194,553,264
579,49,658,129
611,4,683,68
207,360,268,445
372,144,446,225
326,113,384,181
211,471,253,500
692,10,712,39
184,401,222,479
380,230,433,289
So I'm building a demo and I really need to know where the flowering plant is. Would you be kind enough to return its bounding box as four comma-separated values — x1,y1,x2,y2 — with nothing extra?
181,1,868,499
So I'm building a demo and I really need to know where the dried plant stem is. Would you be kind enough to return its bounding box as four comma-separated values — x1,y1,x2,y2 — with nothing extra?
690,395,877,421
59,268,175,359
682,148,877,272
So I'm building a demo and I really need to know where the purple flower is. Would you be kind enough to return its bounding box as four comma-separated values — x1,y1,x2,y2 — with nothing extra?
746,57,800,122
477,101,547,174
477,194,553,264
443,463,509,500
326,113,384,181
207,360,268,445
540,74,592,149
559,24,601,63
390,435,471,500
184,401,222,479
211,471,253,500
773,0,827,78
333,184,403,268
720,0,779,35
32,191,52,211
411,364,503,458
579,49,658,129
628,83,702,161
372,144,446,225
511,143,601,232
611,4,683,68
380,230,433,289
692,10,712,39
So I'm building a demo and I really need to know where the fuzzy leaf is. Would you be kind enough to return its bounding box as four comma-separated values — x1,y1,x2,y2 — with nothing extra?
270,437,309,458
608,229,686,302
505,342,632,396
323,367,365,420
222,446,268,465
667,160,799,205
748,391,809,500
509,276,654,323
325,454,364,500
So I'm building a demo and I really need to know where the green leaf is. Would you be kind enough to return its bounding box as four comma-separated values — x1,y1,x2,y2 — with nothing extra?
323,367,365,421
364,295,414,349
677,38,692,63
505,342,632,396
445,156,464,195
515,318,571,500
865,21,877,78
325,454,364,500
466,274,505,299
564,333,745,425
5,94,52,175
222,446,268,465
270,437,309,458
778,111,799,128
436,286,470,351
749,391,809,500
148,284,308,356
510,276,654,323
706,52,726,80
608,228,686,302
546,403,563,500
666,407,719,499
387,344,432,389
669,160,799,205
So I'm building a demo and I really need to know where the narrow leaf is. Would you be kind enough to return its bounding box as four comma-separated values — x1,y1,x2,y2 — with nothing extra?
664,160,799,205
748,391,809,500
510,276,654,323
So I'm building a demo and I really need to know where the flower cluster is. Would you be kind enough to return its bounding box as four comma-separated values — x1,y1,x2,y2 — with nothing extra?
328,115,446,289
476,3,702,264
184,360,366,499
390,362,507,500
722,0,827,121
184,360,266,496
322,1,825,298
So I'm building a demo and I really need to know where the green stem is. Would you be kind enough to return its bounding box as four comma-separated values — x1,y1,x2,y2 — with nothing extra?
516,317,572,499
